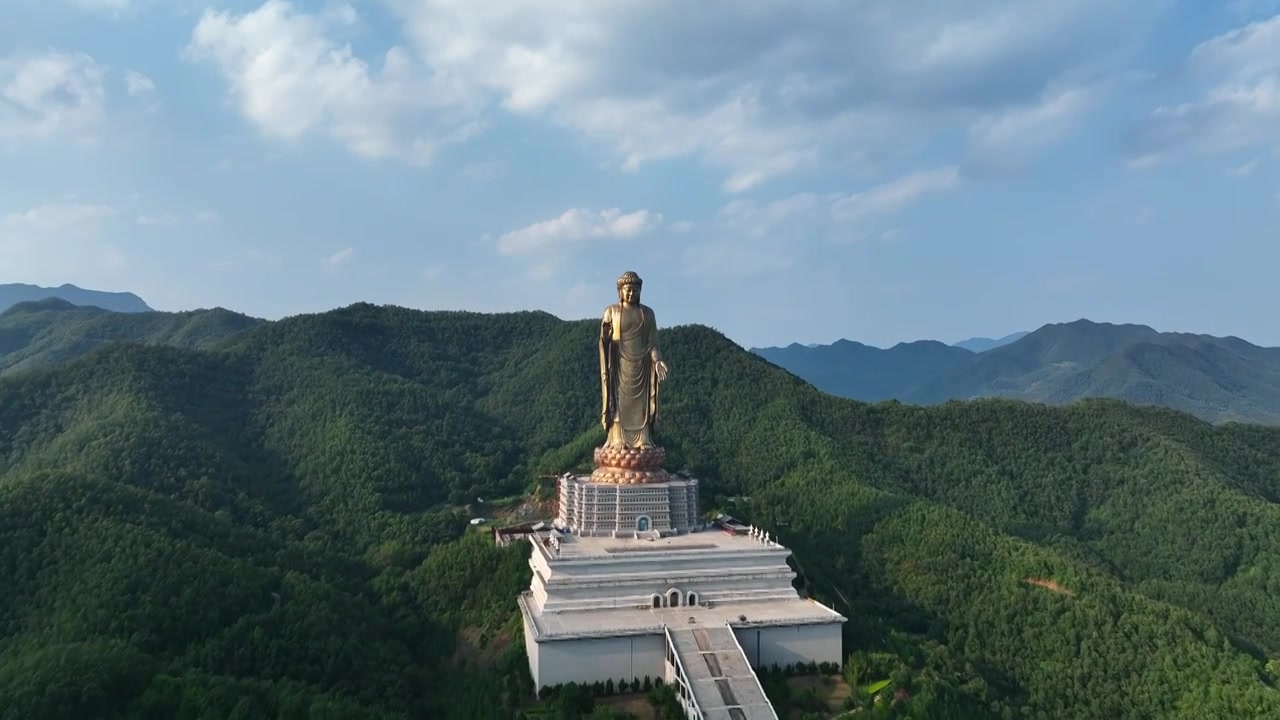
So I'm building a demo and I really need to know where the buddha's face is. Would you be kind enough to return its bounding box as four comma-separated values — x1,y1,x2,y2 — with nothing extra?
619,283,640,305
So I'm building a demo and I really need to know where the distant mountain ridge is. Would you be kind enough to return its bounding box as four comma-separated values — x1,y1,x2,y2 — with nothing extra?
0,282,152,314
753,338,972,402
3,286,1278,426
755,319,1280,425
0,297,261,376
953,331,1030,353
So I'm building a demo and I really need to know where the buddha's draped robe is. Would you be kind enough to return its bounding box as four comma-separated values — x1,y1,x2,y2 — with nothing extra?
600,302,661,448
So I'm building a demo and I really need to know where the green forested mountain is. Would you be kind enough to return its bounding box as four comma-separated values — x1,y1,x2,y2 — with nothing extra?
905,320,1280,424
1,303,1279,719
0,299,261,376
756,319,1280,426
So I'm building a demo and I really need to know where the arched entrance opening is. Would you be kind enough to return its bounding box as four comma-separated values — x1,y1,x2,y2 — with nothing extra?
687,592,698,607
652,594,662,609
668,590,681,607
637,516,651,532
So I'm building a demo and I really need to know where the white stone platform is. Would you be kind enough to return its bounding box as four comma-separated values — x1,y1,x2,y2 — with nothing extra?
521,528,846,693
526,530,830,615
524,459,845,720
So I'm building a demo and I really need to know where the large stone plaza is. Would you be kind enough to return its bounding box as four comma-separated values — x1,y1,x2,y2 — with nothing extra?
518,271,846,720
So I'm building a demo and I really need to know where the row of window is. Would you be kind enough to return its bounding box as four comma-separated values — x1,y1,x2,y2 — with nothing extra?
652,589,699,608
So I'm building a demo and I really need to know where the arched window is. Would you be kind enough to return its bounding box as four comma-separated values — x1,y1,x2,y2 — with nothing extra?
669,590,681,607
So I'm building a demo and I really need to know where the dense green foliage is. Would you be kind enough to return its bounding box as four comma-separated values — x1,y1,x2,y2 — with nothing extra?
757,318,1280,425
0,299,259,377
1,303,1279,718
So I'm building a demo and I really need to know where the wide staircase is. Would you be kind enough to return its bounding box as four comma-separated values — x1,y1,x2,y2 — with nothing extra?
664,624,779,720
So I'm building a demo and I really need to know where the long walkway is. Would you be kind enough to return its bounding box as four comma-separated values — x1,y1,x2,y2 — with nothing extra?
666,625,778,720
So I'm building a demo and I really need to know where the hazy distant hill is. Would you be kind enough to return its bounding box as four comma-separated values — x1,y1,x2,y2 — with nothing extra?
752,339,973,402
0,297,261,376
907,319,1280,424
953,330,1029,352
756,319,1280,425
0,282,152,313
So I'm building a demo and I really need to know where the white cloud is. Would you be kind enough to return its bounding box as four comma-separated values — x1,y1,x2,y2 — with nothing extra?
0,203,126,282
686,166,960,276
717,167,960,239
125,70,155,96
187,0,477,166
967,84,1099,170
326,246,355,265
131,209,222,226
496,207,663,255
830,167,960,225
0,51,106,144
423,263,447,280
1132,15,1280,162
397,0,1161,188
136,214,181,226
461,158,505,181
191,0,1158,186
1126,153,1162,170
321,3,358,25
717,192,832,239
1228,158,1260,176
2,203,115,234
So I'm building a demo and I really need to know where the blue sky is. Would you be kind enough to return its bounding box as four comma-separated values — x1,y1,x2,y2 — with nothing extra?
2,0,1279,349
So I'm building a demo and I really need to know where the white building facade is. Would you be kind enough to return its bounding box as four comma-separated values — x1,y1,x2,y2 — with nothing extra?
520,473,846,719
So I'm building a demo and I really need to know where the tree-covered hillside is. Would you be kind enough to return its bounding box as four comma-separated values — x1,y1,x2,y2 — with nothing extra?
904,320,1280,425
1,303,1278,718
0,299,260,377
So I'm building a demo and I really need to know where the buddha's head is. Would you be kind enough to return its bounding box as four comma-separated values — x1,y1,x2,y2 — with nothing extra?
617,271,642,305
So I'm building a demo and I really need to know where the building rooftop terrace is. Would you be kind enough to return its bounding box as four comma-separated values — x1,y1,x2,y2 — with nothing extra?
520,593,845,641
539,527,788,561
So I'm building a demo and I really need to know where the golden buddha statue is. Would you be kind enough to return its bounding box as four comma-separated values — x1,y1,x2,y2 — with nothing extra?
593,271,671,483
